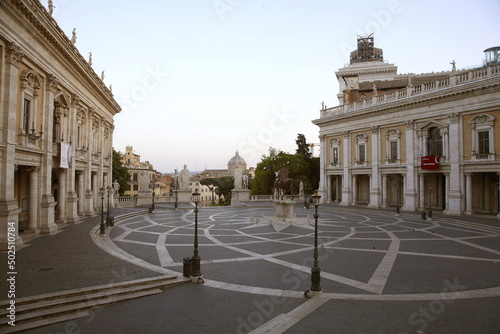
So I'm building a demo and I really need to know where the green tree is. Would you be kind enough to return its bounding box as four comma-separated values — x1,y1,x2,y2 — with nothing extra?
112,149,129,196
200,176,234,206
251,134,320,196
295,133,311,159
251,147,315,195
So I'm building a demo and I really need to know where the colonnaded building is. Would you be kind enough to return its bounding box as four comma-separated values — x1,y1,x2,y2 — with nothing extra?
0,0,121,250
313,35,500,216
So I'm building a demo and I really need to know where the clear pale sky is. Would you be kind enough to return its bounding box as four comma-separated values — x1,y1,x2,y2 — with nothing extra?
50,0,500,173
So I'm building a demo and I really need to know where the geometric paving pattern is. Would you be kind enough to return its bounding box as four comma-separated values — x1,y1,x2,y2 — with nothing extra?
100,206,500,300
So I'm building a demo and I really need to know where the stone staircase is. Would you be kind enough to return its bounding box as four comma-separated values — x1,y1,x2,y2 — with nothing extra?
0,274,188,333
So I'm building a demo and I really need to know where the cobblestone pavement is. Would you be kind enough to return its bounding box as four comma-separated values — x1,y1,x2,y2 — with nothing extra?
8,204,500,333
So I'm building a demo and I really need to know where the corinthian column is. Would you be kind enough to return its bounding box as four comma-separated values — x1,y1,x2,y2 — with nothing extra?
25,167,40,234
57,169,67,224
0,42,25,250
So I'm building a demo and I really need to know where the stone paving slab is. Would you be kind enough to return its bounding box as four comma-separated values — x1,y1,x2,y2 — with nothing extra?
4,204,500,333
284,297,500,334
0,209,162,299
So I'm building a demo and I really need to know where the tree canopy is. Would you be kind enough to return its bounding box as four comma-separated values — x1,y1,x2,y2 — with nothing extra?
112,149,129,196
251,136,319,196
200,176,234,205
295,133,311,159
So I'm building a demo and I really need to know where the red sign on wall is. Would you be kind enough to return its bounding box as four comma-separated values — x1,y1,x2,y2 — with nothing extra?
421,156,440,169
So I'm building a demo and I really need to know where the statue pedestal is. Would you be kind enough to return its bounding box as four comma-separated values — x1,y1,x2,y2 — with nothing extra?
231,189,250,206
177,190,192,203
250,200,315,232
274,200,295,219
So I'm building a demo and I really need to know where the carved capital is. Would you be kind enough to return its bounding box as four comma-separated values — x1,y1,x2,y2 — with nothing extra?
370,126,379,134
342,131,350,138
72,94,81,107
448,112,460,124
5,42,24,66
405,120,415,129
26,166,40,173
48,74,60,91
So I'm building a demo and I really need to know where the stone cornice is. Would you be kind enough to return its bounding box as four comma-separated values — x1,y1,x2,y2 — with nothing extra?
335,61,398,77
1,0,121,115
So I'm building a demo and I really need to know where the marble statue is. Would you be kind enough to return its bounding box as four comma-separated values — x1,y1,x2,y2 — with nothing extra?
113,180,120,195
299,181,304,195
71,28,77,44
242,174,249,189
234,167,242,190
180,165,189,190
48,0,55,15
173,169,179,188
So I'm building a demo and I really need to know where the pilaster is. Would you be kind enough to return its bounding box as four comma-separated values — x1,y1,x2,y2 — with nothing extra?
403,120,417,211
446,113,463,215
318,135,326,203
341,131,351,205
0,42,25,250
369,126,380,208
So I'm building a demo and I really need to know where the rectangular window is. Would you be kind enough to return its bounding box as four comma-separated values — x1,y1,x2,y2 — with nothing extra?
23,99,31,134
133,173,138,182
133,184,139,191
358,144,365,163
428,127,443,156
478,131,489,157
332,147,339,164
390,141,398,162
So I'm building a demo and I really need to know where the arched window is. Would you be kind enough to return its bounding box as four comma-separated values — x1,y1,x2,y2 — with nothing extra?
427,127,442,156
329,138,341,166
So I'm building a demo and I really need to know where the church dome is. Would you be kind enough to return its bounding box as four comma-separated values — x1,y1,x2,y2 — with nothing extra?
228,151,246,166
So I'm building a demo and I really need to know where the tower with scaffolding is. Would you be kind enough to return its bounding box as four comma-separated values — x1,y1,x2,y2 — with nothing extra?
350,33,384,64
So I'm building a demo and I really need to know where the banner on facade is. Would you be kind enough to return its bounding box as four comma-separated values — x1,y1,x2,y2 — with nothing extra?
421,156,439,169
60,143,72,168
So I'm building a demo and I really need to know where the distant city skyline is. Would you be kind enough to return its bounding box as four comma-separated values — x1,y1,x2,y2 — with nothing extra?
50,0,500,173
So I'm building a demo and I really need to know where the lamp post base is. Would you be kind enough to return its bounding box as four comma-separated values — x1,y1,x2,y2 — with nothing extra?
190,275,204,284
304,289,322,298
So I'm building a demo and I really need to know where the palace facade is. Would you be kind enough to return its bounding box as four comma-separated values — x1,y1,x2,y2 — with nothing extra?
0,0,121,249
120,146,161,196
313,35,500,216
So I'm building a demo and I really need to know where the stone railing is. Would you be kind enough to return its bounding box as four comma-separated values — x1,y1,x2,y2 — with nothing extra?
250,194,305,201
320,63,500,119
116,194,308,207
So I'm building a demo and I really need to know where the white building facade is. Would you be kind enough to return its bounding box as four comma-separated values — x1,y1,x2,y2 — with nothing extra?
0,0,121,250
313,36,500,216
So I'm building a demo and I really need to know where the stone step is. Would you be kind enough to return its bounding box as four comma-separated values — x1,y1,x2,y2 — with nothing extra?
1,289,163,334
0,274,177,311
0,275,188,332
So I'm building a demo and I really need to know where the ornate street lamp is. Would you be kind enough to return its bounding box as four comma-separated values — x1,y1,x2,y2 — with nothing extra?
191,188,203,283
174,180,178,210
307,190,322,296
151,183,156,212
396,185,400,216
106,186,112,227
303,183,308,209
427,185,433,219
207,185,215,205
99,187,105,236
